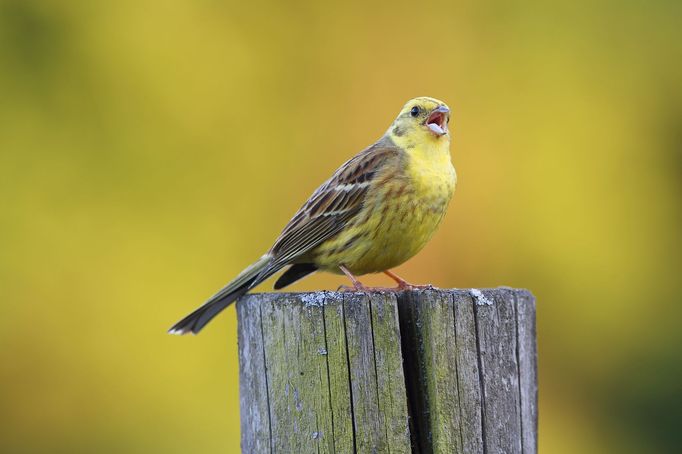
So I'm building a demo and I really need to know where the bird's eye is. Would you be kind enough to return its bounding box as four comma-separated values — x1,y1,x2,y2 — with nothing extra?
410,106,420,117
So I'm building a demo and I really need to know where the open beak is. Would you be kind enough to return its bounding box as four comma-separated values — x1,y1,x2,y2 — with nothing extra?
425,105,450,136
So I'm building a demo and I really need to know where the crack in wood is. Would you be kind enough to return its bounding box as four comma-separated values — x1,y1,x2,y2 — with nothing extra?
238,289,536,454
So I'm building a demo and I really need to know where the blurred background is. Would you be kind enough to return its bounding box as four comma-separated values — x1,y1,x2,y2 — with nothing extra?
1,0,680,452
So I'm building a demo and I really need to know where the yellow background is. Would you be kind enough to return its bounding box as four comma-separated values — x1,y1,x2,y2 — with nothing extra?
1,0,680,452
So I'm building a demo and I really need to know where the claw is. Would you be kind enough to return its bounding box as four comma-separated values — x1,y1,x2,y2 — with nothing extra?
338,266,437,293
338,285,409,293
384,270,436,290
337,284,367,292
397,282,436,290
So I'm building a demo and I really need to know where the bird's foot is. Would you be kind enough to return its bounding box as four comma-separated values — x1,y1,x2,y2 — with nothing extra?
384,270,436,291
338,265,371,292
337,283,368,292
395,282,436,291
338,267,437,293
337,284,415,292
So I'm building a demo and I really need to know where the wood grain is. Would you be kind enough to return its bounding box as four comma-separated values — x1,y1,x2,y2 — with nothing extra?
237,288,536,453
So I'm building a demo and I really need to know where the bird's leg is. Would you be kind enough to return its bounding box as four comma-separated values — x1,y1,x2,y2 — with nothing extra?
338,265,367,291
384,270,435,290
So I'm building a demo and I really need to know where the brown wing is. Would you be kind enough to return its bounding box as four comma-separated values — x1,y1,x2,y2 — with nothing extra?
266,138,402,269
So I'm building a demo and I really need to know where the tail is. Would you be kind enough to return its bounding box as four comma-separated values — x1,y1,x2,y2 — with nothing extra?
274,263,318,289
168,255,277,335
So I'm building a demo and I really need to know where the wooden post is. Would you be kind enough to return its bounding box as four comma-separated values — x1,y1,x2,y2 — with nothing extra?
237,288,537,453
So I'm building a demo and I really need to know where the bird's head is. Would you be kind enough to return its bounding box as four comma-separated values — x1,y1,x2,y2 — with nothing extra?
387,97,451,146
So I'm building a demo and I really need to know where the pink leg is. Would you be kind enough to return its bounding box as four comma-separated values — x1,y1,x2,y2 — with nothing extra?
384,270,435,290
338,265,367,291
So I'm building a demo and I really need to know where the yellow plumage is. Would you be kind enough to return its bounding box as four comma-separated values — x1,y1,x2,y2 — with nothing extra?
313,99,456,274
170,96,456,334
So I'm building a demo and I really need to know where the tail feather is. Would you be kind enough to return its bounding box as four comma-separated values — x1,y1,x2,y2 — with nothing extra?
168,255,277,335
274,263,318,290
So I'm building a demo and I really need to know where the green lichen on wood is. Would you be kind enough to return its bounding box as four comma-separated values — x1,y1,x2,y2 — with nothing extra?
398,291,465,452
238,289,537,454
341,293,411,452
259,293,335,452
319,293,354,453
366,294,411,453
239,292,411,453
451,291,484,453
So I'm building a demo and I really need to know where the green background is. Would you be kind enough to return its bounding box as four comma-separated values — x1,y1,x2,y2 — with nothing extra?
1,0,680,452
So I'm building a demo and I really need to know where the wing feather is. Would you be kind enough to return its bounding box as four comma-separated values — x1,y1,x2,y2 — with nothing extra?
267,139,402,269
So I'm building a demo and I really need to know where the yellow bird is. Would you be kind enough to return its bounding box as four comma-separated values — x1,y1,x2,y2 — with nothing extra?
170,97,456,335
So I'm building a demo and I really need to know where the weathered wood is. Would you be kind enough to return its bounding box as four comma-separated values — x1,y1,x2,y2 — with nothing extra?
259,293,334,452
237,296,271,453
238,288,537,454
319,293,355,453
398,290,480,453
341,293,411,452
515,290,538,453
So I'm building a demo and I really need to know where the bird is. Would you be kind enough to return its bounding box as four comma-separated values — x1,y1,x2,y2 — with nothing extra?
169,96,456,335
